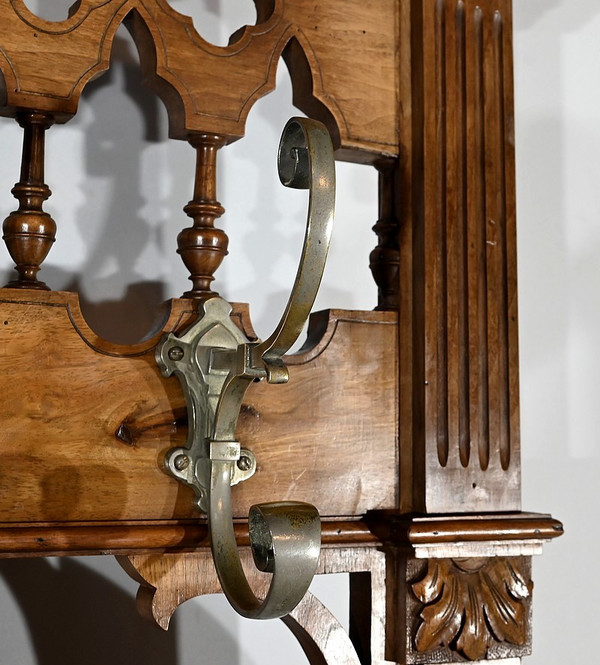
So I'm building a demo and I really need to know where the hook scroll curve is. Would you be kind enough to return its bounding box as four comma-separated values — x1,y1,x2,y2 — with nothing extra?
251,117,335,373
157,117,335,619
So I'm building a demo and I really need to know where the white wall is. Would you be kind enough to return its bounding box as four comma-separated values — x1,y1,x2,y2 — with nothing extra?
0,1,594,663
514,1,600,663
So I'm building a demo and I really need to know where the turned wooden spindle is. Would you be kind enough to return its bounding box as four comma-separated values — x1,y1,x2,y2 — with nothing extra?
178,134,229,299
369,160,399,310
3,111,56,290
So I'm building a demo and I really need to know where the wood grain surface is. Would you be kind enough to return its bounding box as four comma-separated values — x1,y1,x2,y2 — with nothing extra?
0,289,397,524
397,0,521,513
120,546,387,664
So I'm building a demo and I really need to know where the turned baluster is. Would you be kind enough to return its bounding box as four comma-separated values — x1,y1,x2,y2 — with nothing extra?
178,133,229,299
369,160,399,310
3,111,56,290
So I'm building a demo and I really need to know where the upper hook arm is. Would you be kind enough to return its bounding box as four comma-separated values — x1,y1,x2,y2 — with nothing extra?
252,117,335,374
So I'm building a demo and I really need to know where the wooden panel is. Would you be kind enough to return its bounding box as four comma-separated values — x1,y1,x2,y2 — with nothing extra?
0,0,398,158
397,0,519,513
280,0,399,160
235,309,398,515
0,290,397,523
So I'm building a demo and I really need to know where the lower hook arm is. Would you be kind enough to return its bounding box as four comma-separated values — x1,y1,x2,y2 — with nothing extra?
209,459,320,619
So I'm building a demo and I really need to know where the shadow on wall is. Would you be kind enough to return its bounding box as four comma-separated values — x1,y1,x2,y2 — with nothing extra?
514,1,600,664
0,30,176,344
0,558,243,665
69,31,174,344
0,558,179,665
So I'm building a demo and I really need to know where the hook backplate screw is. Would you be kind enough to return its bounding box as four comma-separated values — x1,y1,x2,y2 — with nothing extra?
168,346,185,362
237,455,252,472
174,454,190,471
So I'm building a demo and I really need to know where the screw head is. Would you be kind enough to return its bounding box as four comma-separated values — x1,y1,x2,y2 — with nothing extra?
168,346,184,362
174,454,190,471
237,455,252,472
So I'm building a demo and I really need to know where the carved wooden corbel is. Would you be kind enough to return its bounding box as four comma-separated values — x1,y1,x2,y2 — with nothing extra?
412,557,532,661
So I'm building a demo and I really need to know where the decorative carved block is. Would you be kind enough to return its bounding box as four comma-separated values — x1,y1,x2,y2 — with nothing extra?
410,557,532,663
381,516,559,665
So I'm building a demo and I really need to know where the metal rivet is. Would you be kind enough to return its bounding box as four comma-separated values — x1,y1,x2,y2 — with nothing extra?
168,346,185,361
174,454,190,471
237,455,252,472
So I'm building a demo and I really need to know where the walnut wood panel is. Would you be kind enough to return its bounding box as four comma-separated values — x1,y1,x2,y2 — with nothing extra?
0,0,398,158
397,0,519,513
0,289,397,523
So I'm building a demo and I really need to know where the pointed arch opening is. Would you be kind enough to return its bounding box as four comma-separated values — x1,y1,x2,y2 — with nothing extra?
219,55,376,345
21,0,77,23
165,0,260,48
282,36,342,151
60,21,192,344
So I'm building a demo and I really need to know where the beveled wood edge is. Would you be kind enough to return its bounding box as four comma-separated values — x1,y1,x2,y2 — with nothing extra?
0,512,562,558
288,308,398,365
0,288,197,356
0,288,395,359
376,512,564,545
0,520,377,558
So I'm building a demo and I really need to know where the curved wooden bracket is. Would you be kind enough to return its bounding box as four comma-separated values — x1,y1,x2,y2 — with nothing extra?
118,547,381,664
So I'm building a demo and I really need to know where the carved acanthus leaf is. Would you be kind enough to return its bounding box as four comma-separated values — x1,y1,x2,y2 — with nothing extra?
412,558,532,661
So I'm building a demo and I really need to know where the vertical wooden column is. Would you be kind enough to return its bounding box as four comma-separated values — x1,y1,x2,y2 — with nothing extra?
370,159,400,311
178,133,228,299
397,0,519,514
3,111,56,290
381,3,556,662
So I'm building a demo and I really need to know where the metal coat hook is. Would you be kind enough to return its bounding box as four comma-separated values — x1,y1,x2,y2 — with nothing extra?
156,117,335,619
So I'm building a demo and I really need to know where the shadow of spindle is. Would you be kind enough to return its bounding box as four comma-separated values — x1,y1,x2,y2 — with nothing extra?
0,558,178,665
71,31,176,344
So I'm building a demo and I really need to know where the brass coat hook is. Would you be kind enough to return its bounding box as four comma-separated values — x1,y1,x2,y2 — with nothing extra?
156,117,335,619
